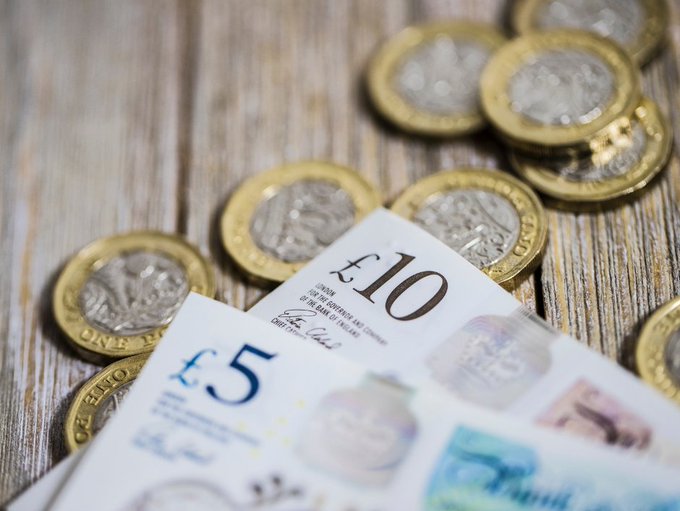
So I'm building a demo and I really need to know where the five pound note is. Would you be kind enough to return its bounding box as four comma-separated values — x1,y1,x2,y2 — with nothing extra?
50,293,680,511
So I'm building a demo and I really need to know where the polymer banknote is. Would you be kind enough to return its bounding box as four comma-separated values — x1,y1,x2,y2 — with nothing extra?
49,294,680,510
250,209,680,462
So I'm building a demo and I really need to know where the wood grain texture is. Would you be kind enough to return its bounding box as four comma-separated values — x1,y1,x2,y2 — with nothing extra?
0,0,677,504
539,1,680,362
0,0,184,502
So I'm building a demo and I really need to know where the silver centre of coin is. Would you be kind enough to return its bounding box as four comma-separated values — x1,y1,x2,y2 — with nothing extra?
79,251,189,336
524,121,646,182
536,0,645,47
413,190,521,269
92,381,133,435
393,36,492,116
250,179,356,263
509,49,615,126
665,331,680,384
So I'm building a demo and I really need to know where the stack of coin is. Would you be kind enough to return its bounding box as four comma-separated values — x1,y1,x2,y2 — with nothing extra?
367,12,671,210
480,29,671,208
54,231,215,448
508,98,672,208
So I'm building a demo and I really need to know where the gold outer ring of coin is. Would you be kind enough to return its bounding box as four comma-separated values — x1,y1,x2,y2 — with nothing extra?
390,168,548,288
220,161,382,284
511,0,669,66
636,296,680,405
480,30,641,152
64,353,148,452
366,21,506,136
53,232,216,362
509,98,672,207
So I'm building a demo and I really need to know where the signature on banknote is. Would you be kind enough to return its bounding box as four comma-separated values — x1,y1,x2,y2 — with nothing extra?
276,309,341,350
133,423,214,464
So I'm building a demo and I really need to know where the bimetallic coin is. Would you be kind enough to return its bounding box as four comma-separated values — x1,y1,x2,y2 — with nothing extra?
221,161,381,283
510,98,672,206
512,0,669,66
65,354,147,452
367,22,506,136
390,169,548,288
636,296,680,405
54,232,215,362
480,30,641,152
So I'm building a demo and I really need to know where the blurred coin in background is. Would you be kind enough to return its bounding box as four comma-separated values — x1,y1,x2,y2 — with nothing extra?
367,22,506,136
481,30,641,153
512,0,669,66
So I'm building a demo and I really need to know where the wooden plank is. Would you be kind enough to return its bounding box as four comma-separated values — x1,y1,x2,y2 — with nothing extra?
185,0,537,311
0,0,185,503
539,2,680,360
0,2,25,501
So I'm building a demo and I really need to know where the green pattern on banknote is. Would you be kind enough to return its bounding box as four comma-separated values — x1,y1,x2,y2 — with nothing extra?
425,426,680,511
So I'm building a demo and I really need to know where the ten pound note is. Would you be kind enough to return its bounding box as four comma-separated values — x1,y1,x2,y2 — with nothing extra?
250,209,680,463
50,294,680,511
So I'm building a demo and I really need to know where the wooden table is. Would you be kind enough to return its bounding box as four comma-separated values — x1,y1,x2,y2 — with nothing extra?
1,0,679,504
